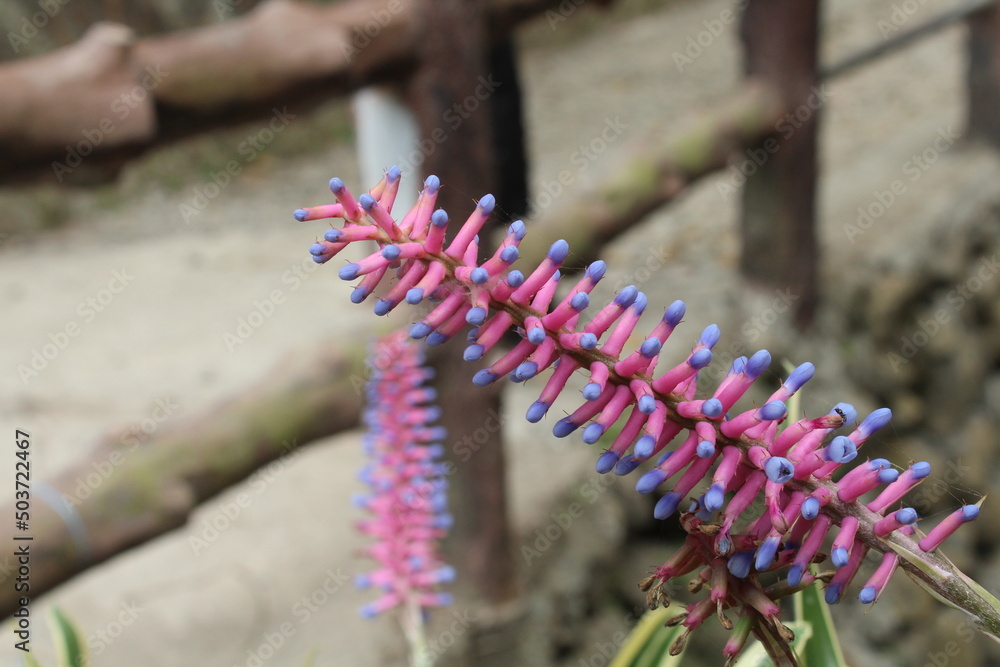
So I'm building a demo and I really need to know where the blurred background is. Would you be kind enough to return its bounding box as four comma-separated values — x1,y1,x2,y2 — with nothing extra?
3,0,1000,664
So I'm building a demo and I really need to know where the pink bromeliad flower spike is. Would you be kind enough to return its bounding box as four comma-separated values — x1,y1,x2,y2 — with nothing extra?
355,332,453,665
298,170,998,662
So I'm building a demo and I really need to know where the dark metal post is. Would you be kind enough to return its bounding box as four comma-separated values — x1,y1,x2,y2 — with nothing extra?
739,0,821,326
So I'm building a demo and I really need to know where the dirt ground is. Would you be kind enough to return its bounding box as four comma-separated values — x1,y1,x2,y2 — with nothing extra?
2,0,997,665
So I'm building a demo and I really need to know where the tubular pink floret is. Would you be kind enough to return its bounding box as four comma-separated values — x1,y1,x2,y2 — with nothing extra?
859,551,899,604
357,333,451,619
918,505,981,552
867,461,932,513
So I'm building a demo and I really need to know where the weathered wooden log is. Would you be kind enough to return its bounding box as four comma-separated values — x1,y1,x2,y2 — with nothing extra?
0,0,604,183
0,340,367,619
515,82,785,269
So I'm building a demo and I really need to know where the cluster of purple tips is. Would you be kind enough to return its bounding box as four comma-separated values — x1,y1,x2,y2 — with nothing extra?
354,332,454,618
301,169,981,657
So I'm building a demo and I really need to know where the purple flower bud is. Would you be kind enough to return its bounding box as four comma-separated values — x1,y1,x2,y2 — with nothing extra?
410,322,432,339
506,270,525,287
339,263,360,280
478,194,496,215
801,497,820,520
351,287,369,304
653,492,682,519
640,338,662,357
638,395,656,414
582,383,603,401
406,288,424,304
466,307,487,326
699,324,721,348
782,362,814,392
464,344,484,361
787,565,805,587
859,587,878,604
513,362,538,381
858,408,892,437
596,451,620,474
472,370,497,386
548,240,570,263
324,228,342,242
614,285,638,306
571,292,590,311
509,220,526,240
583,423,605,444
705,483,726,512
728,552,754,579
664,300,686,326
614,456,643,476
329,177,346,193
637,468,669,494
373,299,393,316
526,401,549,423
552,417,578,438
825,436,857,463
824,583,844,605
755,536,780,571
697,441,716,458
527,327,546,344
470,267,490,284
424,175,441,193
634,434,656,459
764,457,794,484
579,332,598,349
701,398,723,418
745,350,771,378
431,209,449,226
759,400,787,421
359,193,376,211
587,260,607,280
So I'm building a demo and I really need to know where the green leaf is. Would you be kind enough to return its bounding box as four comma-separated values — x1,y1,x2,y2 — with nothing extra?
793,579,847,667
609,608,686,667
48,608,87,667
22,652,45,667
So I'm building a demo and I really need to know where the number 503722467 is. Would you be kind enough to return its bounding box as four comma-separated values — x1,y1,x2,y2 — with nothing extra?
15,430,29,504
